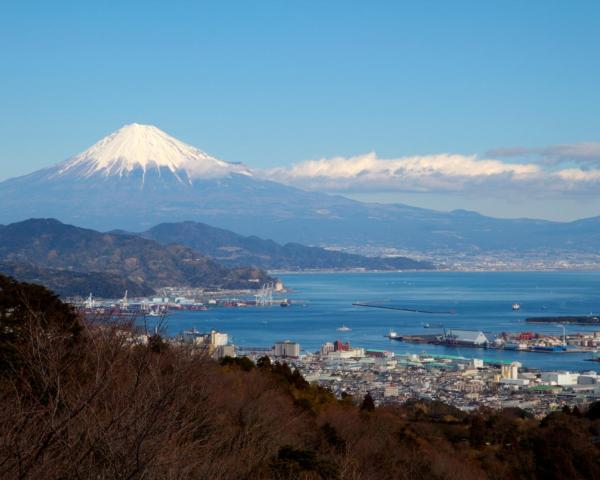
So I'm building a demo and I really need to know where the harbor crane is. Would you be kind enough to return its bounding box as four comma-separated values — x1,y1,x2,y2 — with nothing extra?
255,283,274,306
554,324,567,347
85,293,95,309
121,290,129,310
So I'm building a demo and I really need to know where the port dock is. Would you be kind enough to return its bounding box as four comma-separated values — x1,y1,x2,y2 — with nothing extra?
353,302,455,315
526,315,600,325
390,333,590,353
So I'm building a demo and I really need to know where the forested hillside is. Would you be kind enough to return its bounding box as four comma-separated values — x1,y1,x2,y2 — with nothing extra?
0,219,272,295
1,274,599,479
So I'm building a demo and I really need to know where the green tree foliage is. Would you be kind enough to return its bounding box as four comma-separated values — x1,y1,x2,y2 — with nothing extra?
256,355,272,369
271,446,338,479
587,401,600,420
148,334,169,353
220,355,255,371
0,273,81,375
360,393,375,412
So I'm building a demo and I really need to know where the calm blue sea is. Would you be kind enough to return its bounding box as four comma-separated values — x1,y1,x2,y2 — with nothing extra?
160,271,600,372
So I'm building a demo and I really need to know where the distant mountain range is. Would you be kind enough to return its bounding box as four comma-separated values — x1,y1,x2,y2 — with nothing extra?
137,221,433,270
0,123,598,256
0,217,434,296
0,219,272,297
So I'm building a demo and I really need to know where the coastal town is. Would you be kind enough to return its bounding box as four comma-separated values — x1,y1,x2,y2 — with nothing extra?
241,339,600,418
71,285,600,418
334,245,600,272
113,317,600,418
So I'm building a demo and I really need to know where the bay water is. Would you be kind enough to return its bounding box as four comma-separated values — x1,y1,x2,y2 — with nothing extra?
161,271,600,372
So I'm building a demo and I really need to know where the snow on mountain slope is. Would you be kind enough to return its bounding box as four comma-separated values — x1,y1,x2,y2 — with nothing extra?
53,123,251,185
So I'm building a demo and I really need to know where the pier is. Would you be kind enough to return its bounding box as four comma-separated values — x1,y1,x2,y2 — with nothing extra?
392,334,590,353
526,315,600,325
353,302,455,315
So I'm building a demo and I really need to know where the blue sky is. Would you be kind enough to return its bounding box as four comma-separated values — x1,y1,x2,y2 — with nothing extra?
1,1,599,220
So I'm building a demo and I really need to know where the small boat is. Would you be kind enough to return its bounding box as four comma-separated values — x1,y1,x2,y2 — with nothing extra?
280,299,290,307
188,304,208,311
387,331,402,341
512,303,521,311
423,322,444,329
504,341,528,351
337,325,351,332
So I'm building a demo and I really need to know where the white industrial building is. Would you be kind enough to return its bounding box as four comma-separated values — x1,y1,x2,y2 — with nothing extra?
273,340,300,358
216,344,236,359
541,371,580,386
499,378,530,387
501,361,521,380
209,331,228,347
384,384,399,397
182,329,228,347
471,358,484,369
578,372,599,385
326,348,365,359
181,329,232,359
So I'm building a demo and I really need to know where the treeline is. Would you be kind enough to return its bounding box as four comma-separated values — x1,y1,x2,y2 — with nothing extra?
1,273,599,479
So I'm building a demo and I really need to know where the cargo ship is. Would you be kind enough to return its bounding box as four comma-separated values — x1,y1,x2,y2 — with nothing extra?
386,331,402,341
529,345,567,352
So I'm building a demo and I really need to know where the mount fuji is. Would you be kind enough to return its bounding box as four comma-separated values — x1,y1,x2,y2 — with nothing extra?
53,123,253,183
0,124,354,236
1,123,599,254
0,123,378,242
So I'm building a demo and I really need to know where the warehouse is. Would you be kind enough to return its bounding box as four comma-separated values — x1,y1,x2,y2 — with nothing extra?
443,329,489,347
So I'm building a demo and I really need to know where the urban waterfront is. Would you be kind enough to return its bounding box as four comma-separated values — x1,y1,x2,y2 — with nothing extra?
159,271,600,372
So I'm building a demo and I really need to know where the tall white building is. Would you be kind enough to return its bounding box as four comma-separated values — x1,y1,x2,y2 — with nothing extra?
210,331,228,347
501,361,521,380
182,329,228,348
274,340,300,358
320,342,335,356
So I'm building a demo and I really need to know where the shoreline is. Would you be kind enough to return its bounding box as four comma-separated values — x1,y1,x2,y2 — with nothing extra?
272,268,600,275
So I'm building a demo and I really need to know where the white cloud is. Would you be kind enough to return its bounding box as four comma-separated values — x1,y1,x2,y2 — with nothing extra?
264,151,600,196
273,152,538,178
554,168,600,182
267,152,546,192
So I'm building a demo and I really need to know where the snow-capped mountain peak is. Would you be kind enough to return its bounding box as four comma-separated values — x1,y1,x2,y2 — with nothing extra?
55,123,252,184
